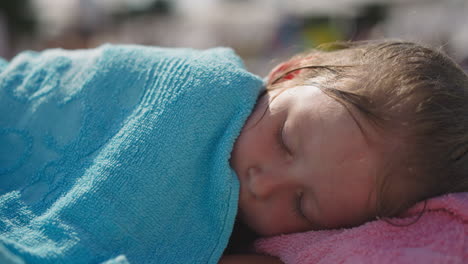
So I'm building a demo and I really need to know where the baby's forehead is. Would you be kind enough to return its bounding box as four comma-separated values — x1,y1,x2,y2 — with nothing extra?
290,86,380,158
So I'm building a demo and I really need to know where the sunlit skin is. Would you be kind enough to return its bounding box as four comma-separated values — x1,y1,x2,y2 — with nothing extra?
230,85,384,236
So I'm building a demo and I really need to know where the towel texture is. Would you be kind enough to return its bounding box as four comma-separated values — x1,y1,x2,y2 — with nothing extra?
0,45,263,263
255,192,468,263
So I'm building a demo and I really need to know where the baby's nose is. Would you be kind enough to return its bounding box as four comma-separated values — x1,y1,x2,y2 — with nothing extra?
247,166,291,200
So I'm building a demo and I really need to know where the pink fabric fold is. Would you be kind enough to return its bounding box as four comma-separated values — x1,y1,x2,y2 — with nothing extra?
255,192,468,264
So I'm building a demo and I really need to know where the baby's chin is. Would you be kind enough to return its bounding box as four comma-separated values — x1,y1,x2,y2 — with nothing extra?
236,205,259,234
236,202,257,234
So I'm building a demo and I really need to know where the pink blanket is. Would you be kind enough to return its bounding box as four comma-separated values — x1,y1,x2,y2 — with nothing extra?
255,193,468,263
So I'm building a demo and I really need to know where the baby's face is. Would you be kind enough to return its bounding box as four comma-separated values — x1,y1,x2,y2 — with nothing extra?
230,85,383,236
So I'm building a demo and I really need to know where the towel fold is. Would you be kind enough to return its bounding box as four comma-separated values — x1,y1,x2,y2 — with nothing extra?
0,45,263,263
255,192,468,263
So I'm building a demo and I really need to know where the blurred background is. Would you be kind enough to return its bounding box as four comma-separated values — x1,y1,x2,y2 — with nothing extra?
0,0,467,76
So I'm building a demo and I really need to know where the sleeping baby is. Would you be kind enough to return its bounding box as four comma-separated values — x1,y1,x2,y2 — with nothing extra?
1,40,468,264
223,40,468,263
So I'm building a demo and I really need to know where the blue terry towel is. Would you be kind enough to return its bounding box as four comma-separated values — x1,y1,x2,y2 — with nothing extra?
0,45,263,263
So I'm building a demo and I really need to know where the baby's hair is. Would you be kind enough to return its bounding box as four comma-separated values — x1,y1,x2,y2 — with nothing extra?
265,40,468,220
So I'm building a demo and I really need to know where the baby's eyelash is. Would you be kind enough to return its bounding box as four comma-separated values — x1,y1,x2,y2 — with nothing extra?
277,122,291,155
293,190,305,219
